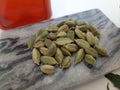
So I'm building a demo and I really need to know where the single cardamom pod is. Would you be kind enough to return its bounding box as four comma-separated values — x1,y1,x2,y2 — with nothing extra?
35,30,48,41
34,41,44,48
64,44,78,52
60,47,71,56
32,48,41,65
55,38,73,46
27,36,34,49
40,65,55,74
57,21,65,27
67,30,75,40
55,48,64,64
86,31,95,45
39,47,48,56
94,36,99,45
94,45,108,57
36,28,44,37
47,32,57,40
85,54,96,65
76,25,89,32
75,39,90,49
75,28,86,39
77,21,88,26
85,47,98,58
61,56,71,69
58,24,69,32
65,20,76,27
41,56,58,65
56,31,67,37
45,39,52,48
88,24,100,37
47,42,57,56
47,23,58,32
74,49,84,64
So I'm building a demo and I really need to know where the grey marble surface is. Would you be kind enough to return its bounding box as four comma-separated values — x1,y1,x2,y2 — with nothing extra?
0,9,120,90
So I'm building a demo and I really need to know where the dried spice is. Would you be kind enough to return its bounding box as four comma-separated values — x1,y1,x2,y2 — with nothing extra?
27,36,34,49
60,47,71,56
64,44,78,52
47,42,57,56
95,45,108,56
61,56,71,69
41,56,58,65
85,54,96,65
67,30,75,40
58,24,69,32
55,38,73,46
74,49,84,64
75,39,90,49
40,65,56,74
39,47,48,56
86,31,95,45
32,48,41,65
85,47,98,58
75,28,86,39
28,17,108,75
34,41,44,48
55,48,64,64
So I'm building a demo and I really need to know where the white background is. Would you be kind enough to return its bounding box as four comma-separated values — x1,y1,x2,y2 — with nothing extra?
51,0,120,90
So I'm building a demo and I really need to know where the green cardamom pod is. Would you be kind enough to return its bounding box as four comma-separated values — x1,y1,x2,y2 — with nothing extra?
34,41,44,48
65,20,76,27
74,49,84,64
76,25,89,32
32,48,41,65
67,30,75,40
57,21,65,27
85,47,98,58
44,39,52,48
47,42,57,56
35,30,48,41
58,24,69,32
41,56,58,65
94,36,99,45
85,54,96,65
60,47,71,56
39,47,48,56
55,38,73,46
47,23,58,32
61,56,71,69
86,31,95,45
77,21,88,26
47,32,57,40
64,43,78,52
75,28,86,39
75,39,90,49
27,36,34,49
40,65,56,74
94,45,108,57
56,31,67,37
88,24,100,37
36,28,44,37
55,48,64,64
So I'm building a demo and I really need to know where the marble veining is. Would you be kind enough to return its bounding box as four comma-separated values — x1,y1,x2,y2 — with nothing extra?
0,9,120,90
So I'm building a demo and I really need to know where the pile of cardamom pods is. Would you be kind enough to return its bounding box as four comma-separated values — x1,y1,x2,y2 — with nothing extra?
27,18,108,75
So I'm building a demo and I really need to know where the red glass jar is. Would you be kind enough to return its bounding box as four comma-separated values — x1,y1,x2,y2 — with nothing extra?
0,0,52,30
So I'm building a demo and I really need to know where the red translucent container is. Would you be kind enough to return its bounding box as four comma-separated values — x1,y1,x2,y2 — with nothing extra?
0,0,51,30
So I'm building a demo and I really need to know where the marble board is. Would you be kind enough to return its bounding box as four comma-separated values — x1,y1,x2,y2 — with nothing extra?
0,9,120,90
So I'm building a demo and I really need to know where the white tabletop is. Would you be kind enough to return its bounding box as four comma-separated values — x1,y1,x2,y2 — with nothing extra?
51,0,120,90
